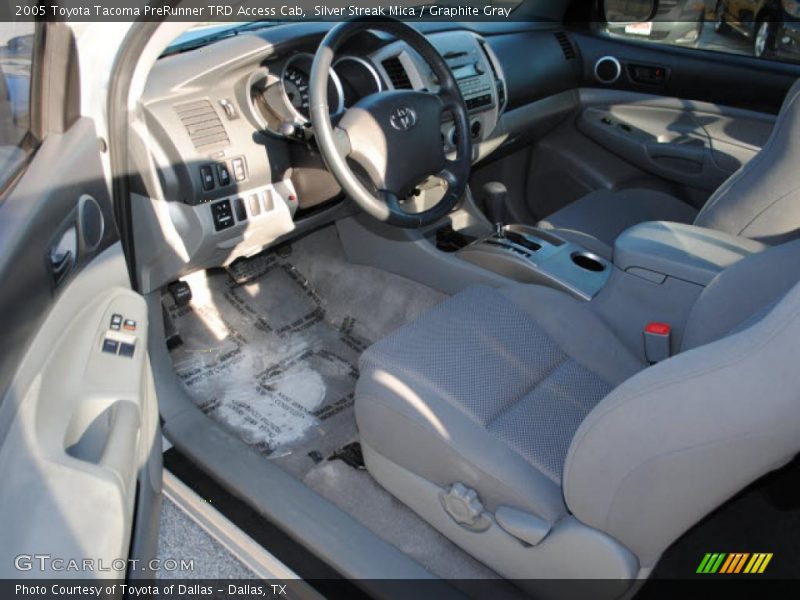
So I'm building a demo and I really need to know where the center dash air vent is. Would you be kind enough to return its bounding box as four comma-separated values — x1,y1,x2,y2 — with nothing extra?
382,56,412,89
554,31,576,60
175,99,229,150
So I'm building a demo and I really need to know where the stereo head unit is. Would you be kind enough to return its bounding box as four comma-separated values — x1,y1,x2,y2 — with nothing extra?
451,60,495,112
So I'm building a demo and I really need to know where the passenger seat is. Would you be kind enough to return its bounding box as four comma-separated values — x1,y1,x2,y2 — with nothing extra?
538,79,800,258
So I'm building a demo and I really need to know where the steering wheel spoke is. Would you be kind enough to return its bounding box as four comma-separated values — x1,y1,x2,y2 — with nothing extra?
437,160,461,189
380,190,403,213
333,125,352,157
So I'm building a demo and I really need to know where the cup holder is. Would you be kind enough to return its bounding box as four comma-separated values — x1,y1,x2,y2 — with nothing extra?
571,251,606,273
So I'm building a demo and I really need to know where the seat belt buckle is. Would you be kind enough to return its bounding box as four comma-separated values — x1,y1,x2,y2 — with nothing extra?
644,322,671,364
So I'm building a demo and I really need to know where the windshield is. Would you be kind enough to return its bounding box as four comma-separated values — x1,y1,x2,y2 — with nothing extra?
162,0,525,56
163,21,273,56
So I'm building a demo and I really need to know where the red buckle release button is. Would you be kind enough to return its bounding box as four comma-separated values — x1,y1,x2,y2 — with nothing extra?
645,322,671,336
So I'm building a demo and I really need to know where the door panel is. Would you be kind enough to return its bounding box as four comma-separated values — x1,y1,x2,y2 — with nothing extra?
0,116,161,574
572,30,800,114
482,25,796,222
0,247,159,577
473,23,795,223
576,88,776,195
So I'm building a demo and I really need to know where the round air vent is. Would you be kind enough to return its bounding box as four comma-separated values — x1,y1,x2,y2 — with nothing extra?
78,194,104,252
594,56,622,84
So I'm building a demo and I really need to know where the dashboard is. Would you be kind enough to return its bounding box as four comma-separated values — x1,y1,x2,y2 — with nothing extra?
247,30,506,150
137,22,580,293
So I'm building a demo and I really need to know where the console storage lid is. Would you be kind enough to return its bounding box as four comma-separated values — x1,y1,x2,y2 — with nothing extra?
614,221,767,286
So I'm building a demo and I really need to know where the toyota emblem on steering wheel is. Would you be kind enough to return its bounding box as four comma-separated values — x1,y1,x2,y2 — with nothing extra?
389,106,417,131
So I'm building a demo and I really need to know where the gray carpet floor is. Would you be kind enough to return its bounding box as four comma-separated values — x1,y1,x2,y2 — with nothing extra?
157,497,254,580
168,225,523,588
169,226,445,479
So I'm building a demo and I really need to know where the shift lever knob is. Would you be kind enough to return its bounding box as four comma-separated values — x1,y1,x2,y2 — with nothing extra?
483,181,508,237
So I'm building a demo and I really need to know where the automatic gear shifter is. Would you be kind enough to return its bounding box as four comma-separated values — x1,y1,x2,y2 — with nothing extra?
482,181,508,238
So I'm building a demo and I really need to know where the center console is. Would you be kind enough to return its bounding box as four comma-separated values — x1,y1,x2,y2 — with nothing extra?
457,225,611,301
337,183,770,365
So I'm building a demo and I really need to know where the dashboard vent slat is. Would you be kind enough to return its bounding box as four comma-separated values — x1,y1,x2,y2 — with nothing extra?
175,99,230,150
554,31,576,61
382,56,412,89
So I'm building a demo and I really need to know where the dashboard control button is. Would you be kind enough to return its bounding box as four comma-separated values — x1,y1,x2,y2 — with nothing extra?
216,163,231,187
110,314,123,331
102,338,119,354
211,200,234,231
219,98,238,120
234,197,247,222
232,157,247,182
248,193,261,216
471,120,482,140
200,166,215,191
118,342,136,358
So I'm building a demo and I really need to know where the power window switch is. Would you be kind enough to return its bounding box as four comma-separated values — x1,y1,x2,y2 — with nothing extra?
118,342,136,358
102,338,119,354
110,314,123,331
123,319,137,331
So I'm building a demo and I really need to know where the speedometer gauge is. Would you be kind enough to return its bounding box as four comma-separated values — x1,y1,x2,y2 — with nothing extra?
280,53,343,122
283,66,309,114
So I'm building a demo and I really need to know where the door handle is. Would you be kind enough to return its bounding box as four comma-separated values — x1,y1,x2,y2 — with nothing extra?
49,225,77,285
645,141,705,165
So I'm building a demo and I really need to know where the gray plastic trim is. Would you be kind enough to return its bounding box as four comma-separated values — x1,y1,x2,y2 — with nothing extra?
362,440,638,597
457,225,611,301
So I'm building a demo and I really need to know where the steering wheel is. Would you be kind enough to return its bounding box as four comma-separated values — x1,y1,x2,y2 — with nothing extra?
310,18,472,229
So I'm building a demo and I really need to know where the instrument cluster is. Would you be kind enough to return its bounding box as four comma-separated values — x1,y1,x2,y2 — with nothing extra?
251,52,383,136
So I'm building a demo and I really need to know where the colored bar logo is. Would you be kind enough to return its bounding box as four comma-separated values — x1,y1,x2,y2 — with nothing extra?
696,553,773,574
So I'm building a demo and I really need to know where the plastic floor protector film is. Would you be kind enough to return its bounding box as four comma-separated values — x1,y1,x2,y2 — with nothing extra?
168,226,446,478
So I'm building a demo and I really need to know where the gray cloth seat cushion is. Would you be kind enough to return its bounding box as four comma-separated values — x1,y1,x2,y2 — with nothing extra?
355,284,644,524
537,188,698,259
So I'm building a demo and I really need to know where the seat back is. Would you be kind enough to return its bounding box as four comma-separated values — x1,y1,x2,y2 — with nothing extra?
694,79,800,245
563,240,800,567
